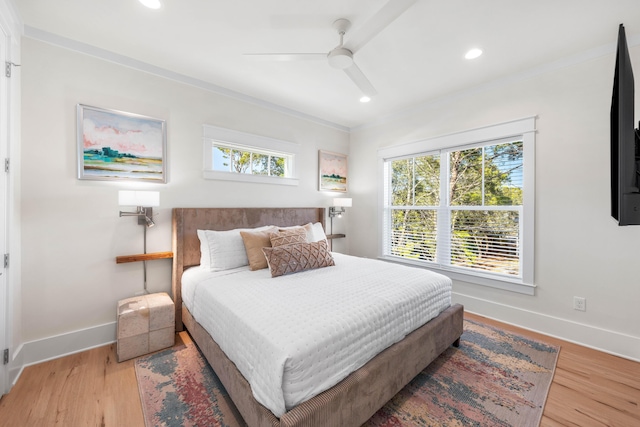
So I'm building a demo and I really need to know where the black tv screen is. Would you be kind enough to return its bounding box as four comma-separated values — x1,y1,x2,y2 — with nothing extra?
611,24,640,225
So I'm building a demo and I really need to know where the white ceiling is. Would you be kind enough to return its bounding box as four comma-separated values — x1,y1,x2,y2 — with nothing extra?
13,0,640,129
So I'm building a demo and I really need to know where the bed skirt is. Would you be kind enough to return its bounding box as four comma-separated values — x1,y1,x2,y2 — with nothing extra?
182,302,464,427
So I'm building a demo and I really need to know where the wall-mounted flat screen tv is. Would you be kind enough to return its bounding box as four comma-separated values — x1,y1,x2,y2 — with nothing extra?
611,24,640,225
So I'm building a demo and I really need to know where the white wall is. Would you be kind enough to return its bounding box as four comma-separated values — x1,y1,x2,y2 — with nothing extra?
19,38,349,360
350,46,640,361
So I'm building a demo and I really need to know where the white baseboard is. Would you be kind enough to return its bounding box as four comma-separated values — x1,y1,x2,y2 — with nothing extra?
20,322,116,367
453,292,640,362
7,322,116,392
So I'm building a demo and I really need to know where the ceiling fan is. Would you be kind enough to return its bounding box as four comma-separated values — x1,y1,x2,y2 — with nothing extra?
243,0,419,99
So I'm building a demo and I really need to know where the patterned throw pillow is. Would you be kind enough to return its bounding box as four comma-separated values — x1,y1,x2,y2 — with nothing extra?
270,228,308,247
262,240,335,277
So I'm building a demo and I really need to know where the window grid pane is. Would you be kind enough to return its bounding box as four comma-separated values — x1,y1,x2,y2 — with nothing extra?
414,154,440,206
390,208,438,261
251,153,268,175
391,158,414,207
449,147,482,206
449,209,520,276
213,146,231,171
390,155,440,207
484,142,524,206
270,155,286,177
232,150,251,174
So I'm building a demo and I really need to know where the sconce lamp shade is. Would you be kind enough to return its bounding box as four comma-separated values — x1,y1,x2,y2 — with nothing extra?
329,197,352,220
333,198,352,208
119,190,160,207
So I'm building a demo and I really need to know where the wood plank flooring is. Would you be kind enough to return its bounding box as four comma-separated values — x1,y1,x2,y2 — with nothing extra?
0,313,638,427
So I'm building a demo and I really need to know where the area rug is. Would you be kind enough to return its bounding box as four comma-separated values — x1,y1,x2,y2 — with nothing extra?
135,319,559,427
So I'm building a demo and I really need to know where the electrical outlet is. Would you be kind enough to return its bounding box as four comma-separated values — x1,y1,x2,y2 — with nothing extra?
573,296,586,311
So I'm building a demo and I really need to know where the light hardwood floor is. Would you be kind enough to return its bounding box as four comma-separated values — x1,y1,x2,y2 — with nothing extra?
0,312,638,426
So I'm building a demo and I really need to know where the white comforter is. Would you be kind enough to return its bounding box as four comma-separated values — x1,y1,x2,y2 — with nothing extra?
182,253,452,418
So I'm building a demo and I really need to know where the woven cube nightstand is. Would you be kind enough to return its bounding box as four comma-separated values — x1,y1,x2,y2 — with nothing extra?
117,292,175,362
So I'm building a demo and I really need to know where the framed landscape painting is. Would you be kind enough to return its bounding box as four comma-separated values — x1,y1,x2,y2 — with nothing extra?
77,104,167,183
319,150,347,192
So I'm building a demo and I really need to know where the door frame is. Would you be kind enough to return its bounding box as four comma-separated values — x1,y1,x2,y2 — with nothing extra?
0,21,8,397
0,0,20,397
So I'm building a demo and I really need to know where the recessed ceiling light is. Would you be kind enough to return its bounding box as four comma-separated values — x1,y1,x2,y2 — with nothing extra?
465,48,483,60
139,0,162,9
360,96,371,103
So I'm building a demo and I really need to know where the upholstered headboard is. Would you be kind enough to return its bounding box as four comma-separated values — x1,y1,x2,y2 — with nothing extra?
171,207,325,330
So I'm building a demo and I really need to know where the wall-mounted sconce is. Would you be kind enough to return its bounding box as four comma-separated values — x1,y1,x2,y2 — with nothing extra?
119,190,159,227
118,190,160,293
329,197,352,218
329,197,352,236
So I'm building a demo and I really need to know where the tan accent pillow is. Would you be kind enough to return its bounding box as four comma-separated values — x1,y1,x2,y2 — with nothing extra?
240,226,277,271
262,240,335,278
270,228,308,247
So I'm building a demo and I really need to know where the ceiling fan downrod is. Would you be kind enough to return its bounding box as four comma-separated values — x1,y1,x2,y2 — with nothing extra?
327,18,354,70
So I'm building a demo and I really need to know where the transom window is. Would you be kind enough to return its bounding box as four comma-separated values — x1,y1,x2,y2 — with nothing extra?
379,118,535,294
212,143,290,177
203,125,299,186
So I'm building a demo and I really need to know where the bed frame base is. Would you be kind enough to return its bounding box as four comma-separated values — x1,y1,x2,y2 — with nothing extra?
183,302,464,427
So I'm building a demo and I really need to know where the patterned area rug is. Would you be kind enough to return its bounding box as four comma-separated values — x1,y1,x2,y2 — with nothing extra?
135,319,559,427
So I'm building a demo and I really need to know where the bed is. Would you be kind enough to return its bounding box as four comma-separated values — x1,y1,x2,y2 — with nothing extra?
172,207,464,427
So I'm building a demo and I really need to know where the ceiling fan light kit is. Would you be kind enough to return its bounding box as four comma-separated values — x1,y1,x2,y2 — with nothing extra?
327,48,354,70
244,0,419,101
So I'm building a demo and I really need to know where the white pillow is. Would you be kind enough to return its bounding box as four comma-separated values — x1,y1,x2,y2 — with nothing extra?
197,226,272,271
306,222,328,243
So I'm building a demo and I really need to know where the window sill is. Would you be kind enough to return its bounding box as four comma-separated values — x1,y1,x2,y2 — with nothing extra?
378,255,536,295
203,170,299,186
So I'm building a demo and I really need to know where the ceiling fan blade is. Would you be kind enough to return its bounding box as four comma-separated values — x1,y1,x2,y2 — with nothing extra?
243,53,326,61
344,63,377,98
344,0,418,53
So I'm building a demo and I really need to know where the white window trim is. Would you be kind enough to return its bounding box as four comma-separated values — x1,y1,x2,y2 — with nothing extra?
202,124,299,186
377,117,536,295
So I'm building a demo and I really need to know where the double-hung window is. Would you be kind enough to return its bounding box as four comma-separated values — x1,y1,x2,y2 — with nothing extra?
203,125,299,186
379,118,535,294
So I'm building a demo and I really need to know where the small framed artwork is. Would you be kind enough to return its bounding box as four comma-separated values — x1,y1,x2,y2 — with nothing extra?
77,104,167,183
318,150,347,192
